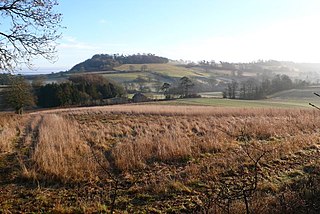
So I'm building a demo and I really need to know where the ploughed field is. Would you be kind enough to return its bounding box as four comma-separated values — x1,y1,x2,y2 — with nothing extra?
1,105,320,213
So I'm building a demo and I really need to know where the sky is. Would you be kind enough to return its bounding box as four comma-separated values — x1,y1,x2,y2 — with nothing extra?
23,0,320,73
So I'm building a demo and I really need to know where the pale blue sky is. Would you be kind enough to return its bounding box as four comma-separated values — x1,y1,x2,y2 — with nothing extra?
26,0,320,72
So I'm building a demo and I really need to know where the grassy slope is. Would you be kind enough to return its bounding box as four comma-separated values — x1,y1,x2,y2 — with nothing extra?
42,64,207,83
101,72,150,82
42,63,246,85
115,63,204,78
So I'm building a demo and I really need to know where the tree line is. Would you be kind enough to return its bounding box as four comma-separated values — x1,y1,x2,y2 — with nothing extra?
223,74,309,100
2,74,199,113
1,74,125,113
70,53,169,72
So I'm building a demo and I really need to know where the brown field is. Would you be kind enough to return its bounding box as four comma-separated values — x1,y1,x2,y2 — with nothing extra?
1,105,320,213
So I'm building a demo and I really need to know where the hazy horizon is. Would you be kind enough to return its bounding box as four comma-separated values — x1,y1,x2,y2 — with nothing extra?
18,57,320,75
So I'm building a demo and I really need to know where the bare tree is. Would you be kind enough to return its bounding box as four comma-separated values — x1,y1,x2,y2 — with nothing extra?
0,0,63,72
225,80,238,99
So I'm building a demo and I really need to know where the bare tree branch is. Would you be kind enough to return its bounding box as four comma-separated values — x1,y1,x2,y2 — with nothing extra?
309,103,320,111
0,0,62,72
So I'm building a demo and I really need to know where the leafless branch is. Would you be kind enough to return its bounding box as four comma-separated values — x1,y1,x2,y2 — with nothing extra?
0,0,62,72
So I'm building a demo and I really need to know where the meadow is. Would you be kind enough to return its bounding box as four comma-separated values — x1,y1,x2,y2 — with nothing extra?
1,104,320,213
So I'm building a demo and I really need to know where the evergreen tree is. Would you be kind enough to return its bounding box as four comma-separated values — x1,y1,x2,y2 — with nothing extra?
179,76,194,97
4,77,35,114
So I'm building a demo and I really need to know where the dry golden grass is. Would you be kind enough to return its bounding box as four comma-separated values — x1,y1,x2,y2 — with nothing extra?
5,105,320,180
64,107,320,173
2,105,320,213
39,104,307,116
27,114,100,182
0,113,27,153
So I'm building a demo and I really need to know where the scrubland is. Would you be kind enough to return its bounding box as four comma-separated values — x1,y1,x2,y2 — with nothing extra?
1,105,320,213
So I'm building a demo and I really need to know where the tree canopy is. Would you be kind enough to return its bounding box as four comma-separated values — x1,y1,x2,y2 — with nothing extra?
179,76,195,97
3,76,35,114
36,74,126,108
0,0,62,72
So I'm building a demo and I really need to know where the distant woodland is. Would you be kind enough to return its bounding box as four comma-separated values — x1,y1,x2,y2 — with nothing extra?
0,74,125,112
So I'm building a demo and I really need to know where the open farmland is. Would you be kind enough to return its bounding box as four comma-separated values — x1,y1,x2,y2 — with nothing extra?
30,62,230,86
1,105,320,213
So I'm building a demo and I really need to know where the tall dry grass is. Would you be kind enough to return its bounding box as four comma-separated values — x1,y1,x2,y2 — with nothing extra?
66,107,320,172
62,104,313,117
0,113,27,153
4,105,320,181
29,114,100,182
2,105,320,212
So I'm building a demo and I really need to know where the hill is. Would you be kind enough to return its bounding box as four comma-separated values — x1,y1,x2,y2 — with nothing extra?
69,53,169,72
20,57,320,102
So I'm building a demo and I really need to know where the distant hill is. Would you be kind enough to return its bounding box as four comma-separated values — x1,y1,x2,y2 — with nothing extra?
69,53,169,72
20,57,320,97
